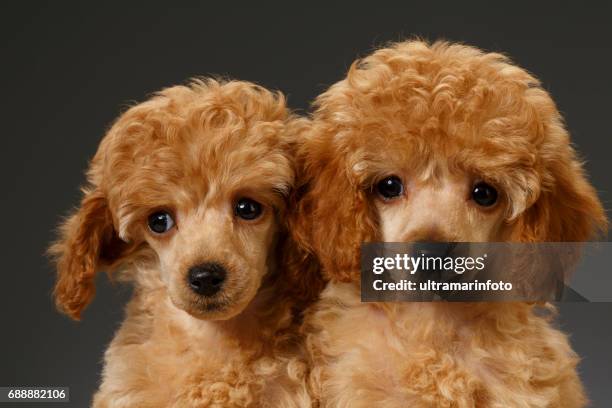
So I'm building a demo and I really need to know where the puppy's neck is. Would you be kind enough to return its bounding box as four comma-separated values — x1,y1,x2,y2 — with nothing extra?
216,274,292,345
326,280,529,325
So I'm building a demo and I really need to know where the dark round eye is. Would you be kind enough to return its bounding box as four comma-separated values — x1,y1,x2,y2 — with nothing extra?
148,211,175,234
472,182,498,207
235,198,263,220
376,176,404,200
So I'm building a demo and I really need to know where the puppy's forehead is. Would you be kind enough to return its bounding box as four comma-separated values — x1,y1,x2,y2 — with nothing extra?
319,41,550,157
112,127,289,198
96,81,293,213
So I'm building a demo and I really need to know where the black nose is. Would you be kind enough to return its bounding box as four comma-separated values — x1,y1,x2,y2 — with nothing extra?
413,242,457,259
187,263,226,296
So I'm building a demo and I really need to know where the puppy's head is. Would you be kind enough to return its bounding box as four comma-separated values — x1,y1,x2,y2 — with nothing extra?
50,79,295,320
294,40,607,283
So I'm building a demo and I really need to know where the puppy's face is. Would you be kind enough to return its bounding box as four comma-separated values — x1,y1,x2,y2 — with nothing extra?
141,168,286,320
294,41,606,282
51,80,294,320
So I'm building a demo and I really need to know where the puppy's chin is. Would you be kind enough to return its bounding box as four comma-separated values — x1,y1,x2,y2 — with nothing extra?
168,291,256,321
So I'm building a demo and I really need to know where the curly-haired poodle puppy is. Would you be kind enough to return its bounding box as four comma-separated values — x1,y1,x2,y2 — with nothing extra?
291,41,607,407
50,79,314,407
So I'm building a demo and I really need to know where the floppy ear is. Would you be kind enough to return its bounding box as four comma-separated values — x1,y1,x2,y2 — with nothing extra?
49,188,129,320
279,118,327,303
289,147,379,283
513,135,607,242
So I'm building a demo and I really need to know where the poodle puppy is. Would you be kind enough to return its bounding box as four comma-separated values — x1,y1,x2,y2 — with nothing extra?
49,79,315,407
292,41,607,407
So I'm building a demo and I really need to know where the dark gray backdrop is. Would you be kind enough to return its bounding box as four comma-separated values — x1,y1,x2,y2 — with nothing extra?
2,2,611,407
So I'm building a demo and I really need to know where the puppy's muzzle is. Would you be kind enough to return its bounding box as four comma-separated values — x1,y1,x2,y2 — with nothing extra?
412,241,458,282
187,262,226,297
413,242,456,259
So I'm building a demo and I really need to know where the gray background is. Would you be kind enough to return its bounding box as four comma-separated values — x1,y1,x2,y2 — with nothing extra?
1,2,610,407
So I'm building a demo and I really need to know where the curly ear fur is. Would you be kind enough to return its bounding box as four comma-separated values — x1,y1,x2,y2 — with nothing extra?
289,129,379,283
275,117,325,304
512,120,607,242
49,188,130,320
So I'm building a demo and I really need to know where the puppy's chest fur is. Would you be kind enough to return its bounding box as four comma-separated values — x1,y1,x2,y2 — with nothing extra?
93,284,310,408
305,282,585,408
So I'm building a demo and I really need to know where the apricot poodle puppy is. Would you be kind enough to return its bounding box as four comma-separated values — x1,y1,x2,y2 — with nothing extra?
292,41,607,407
50,79,314,407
